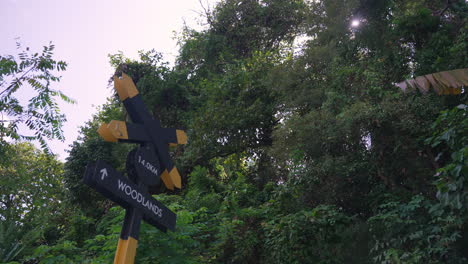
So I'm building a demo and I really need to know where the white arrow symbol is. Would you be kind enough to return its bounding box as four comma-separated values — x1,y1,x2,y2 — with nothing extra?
100,168,108,180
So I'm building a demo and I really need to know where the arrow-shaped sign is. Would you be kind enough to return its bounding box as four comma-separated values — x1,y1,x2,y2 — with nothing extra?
84,161,176,232
97,73,187,191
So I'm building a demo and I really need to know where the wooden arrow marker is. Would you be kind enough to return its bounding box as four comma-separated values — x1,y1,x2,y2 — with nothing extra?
98,73,187,190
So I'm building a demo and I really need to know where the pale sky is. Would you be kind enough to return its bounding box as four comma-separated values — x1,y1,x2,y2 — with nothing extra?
1,0,217,160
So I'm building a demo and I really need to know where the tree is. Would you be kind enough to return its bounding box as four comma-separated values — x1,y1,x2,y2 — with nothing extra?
0,42,74,262
0,142,65,261
0,42,74,151
43,0,468,262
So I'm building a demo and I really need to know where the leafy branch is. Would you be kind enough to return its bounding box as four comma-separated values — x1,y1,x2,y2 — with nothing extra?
0,41,75,151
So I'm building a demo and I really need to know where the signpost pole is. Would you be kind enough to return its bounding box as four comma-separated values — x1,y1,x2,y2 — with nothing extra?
113,167,143,264
84,72,187,263
114,147,146,264
114,207,142,264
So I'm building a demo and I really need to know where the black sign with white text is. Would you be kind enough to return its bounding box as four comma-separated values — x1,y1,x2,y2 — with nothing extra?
132,146,160,186
83,160,176,232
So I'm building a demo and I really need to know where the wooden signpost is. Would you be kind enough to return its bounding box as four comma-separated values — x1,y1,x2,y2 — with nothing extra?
83,73,187,264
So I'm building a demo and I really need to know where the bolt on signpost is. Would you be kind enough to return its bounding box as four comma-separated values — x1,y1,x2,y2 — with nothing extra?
83,73,187,264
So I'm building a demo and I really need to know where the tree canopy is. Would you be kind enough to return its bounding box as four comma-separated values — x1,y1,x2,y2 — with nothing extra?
1,0,467,263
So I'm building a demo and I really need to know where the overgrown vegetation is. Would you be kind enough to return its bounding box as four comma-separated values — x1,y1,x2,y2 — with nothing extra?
1,0,467,263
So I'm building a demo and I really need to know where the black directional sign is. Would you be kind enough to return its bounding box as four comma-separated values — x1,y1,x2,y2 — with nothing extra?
83,73,188,264
84,160,175,231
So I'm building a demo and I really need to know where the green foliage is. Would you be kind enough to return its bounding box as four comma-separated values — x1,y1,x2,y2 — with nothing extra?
28,241,83,264
7,0,468,263
427,105,468,210
263,205,352,264
136,202,202,264
209,0,306,57
0,220,37,262
215,206,265,263
369,195,465,263
186,52,280,167
0,42,74,151
185,166,223,212
63,99,130,217
25,197,205,264
0,143,65,262
0,143,64,220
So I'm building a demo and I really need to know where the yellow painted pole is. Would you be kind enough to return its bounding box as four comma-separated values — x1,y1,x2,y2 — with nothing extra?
114,237,138,264
113,205,142,263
